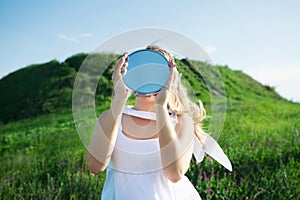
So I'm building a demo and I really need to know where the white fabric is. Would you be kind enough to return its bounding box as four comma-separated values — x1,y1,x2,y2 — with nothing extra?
101,106,201,200
121,106,232,171
195,132,232,171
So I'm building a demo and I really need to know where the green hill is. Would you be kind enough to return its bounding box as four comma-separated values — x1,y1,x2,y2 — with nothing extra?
0,53,117,124
0,59,75,124
0,53,299,199
0,53,284,124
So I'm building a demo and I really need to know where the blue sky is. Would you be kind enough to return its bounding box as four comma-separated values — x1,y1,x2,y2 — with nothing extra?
1,0,299,102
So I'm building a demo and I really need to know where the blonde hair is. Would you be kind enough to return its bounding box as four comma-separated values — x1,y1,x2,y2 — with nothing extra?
146,45,206,144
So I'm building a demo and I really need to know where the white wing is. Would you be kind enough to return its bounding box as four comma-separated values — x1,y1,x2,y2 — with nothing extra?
193,133,232,171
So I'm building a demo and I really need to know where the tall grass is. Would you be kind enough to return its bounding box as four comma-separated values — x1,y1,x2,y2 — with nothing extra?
0,113,105,199
1,98,299,199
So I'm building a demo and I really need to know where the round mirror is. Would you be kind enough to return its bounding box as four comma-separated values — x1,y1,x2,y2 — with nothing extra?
123,49,170,95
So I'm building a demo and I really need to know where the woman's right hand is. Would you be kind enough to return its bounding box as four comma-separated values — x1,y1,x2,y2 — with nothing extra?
111,53,130,105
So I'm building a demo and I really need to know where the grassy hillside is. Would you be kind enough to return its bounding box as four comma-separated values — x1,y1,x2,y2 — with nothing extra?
0,53,299,199
0,53,284,124
0,60,75,124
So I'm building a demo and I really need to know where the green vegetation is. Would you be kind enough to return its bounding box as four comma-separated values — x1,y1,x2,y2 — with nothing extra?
0,53,299,199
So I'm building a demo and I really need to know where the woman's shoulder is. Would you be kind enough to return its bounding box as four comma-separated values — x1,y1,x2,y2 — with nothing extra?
97,109,111,121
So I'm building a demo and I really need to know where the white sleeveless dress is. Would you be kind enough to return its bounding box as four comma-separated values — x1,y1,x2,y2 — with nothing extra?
101,106,202,200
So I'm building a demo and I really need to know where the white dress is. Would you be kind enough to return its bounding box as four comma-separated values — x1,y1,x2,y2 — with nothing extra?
101,106,202,200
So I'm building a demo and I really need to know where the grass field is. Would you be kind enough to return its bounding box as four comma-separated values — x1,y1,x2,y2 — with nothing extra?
0,54,299,199
1,98,299,199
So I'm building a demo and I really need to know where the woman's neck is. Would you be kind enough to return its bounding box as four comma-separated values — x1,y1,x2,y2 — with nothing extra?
133,96,156,112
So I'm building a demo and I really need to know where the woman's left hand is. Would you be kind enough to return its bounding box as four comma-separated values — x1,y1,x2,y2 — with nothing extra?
155,58,177,108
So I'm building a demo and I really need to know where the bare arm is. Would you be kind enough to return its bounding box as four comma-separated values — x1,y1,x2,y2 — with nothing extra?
86,53,129,174
156,108,194,183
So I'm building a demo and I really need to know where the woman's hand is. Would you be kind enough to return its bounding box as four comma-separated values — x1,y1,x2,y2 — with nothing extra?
112,53,130,104
155,58,177,108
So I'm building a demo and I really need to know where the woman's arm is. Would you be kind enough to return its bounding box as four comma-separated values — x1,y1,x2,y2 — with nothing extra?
86,53,129,174
86,103,123,174
156,108,194,183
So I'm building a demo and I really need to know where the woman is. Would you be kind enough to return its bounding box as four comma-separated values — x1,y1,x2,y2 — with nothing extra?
86,45,230,199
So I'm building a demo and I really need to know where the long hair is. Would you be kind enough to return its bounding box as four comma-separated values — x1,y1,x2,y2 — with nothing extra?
146,45,206,144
